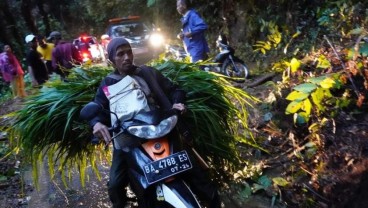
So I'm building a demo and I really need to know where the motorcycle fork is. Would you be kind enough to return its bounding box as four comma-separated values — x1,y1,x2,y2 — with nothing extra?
228,55,239,72
141,137,170,161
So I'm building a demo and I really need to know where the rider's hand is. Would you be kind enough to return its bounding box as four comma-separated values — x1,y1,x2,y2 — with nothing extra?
93,122,111,145
183,32,192,38
172,103,186,114
177,32,184,40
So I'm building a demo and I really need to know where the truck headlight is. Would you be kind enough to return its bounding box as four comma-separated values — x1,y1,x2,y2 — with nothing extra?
149,33,164,48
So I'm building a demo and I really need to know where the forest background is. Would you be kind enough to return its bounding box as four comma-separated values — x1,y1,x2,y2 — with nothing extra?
1,0,368,207
0,0,351,68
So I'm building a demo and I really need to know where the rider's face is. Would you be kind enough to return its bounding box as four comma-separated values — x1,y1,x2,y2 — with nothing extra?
4,45,11,53
114,45,134,75
176,0,187,15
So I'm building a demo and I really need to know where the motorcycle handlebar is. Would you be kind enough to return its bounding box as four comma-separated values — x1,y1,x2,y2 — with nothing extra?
90,135,100,145
90,127,114,145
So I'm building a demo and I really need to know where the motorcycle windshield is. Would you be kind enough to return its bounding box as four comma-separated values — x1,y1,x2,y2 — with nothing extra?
127,115,178,139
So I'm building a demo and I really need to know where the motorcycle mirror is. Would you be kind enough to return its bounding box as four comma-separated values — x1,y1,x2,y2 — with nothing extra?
80,102,102,121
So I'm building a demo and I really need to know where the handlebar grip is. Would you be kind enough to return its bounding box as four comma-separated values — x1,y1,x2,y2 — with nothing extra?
166,108,180,116
91,136,101,145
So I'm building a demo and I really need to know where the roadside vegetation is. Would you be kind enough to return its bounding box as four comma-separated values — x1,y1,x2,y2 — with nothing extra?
1,0,368,207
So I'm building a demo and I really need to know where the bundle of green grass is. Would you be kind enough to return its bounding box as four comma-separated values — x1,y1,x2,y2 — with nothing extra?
3,59,259,185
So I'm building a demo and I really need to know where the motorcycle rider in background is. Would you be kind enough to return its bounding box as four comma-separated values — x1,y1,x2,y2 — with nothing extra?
89,37,220,208
177,0,210,63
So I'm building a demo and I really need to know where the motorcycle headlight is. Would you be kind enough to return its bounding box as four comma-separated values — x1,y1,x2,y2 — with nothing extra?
127,115,178,139
149,33,164,48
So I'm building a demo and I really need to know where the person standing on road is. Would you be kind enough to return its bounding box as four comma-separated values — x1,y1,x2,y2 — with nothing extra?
25,34,49,87
49,31,81,81
37,35,55,75
0,44,27,98
88,37,220,208
177,0,209,63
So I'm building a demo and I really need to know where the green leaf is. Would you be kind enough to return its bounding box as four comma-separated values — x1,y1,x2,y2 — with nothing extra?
272,177,289,187
286,90,309,101
257,175,272,187
320,77,336,89
292,31,301,38
286,101,303,114
293,83,317,94
348,28,364,35
359,43,368,56
316,55,331,69
311,88,325,112
302,98,312,115
239,182,252,199
295,112,308,124
290,58,301,73
252,183,265,193
308,76,327,85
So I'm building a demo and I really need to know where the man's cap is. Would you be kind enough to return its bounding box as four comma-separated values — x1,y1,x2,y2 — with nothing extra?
25,34,36,43
47,31,62,40
107,37,131,63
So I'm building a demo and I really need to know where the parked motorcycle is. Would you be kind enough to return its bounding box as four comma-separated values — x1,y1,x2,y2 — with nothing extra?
80,102,202,207
165,34,249,79
165,44,188,61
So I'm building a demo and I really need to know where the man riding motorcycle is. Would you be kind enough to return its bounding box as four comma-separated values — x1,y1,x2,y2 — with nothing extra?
88,37,220,207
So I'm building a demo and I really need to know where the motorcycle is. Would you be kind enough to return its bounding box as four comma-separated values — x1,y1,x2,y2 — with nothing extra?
80,102,202,207
165,34,249,79
73,35,106,64
165,44,188,61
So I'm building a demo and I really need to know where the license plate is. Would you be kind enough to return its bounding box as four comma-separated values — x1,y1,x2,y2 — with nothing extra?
143,151,192,184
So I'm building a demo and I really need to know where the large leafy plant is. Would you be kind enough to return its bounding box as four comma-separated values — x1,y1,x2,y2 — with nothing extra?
2,60,259,185
285,75,343,125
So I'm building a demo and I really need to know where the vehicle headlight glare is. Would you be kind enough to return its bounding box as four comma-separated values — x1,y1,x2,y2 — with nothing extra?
149,33,164,48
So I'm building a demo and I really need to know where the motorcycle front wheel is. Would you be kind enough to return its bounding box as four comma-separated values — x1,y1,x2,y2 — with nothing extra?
222,59,249,79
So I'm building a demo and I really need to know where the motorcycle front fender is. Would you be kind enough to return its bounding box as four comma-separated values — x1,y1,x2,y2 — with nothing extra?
160,180,201,208
127,147,155,191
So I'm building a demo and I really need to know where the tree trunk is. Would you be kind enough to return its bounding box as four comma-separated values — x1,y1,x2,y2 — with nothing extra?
0,0,24,56
36,0,51,36
0,11,11,46
21,0,38,34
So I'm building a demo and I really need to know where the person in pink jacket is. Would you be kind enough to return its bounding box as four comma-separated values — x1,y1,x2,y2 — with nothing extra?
0,45,27,98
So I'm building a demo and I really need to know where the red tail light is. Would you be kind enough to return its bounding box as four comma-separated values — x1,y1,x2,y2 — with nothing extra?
82,52,90,58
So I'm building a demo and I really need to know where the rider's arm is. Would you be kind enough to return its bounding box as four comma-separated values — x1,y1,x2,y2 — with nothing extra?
89,78,116,144
89,78,112,128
